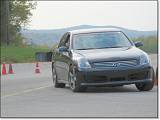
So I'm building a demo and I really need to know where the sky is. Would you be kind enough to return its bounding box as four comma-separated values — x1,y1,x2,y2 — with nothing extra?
28,1,157,31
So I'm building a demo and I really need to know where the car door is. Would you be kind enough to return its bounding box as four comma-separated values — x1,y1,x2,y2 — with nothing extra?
54,33,67,81
54,33,71,82
60,33,71,82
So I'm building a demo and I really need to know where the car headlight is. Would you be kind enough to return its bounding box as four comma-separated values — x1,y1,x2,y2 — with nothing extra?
140,54,150,65
77,57,91,69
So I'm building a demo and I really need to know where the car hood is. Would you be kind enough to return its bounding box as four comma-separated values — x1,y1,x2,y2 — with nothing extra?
73,46,144,62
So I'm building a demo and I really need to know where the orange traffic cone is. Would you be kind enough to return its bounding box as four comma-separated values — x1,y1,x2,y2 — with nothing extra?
1,63,7,75
8,64,14,74
36,62,39,67
35,62,40,73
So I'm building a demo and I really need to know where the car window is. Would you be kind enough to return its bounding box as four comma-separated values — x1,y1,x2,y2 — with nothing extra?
58,33,68,48
73,32,132,50
64,34,70,48
58,33,70,48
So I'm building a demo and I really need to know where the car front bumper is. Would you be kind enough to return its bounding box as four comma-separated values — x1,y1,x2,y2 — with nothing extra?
76,65,154,87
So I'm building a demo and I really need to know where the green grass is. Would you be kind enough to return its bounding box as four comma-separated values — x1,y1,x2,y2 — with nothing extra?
1,45,50,63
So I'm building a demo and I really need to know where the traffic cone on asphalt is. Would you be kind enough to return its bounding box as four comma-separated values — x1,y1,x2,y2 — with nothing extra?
8,64,14,74
35,62,40,74
1,63,7,75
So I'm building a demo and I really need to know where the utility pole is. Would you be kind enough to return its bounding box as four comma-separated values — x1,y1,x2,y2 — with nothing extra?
6,0,10,45
0,0,10,45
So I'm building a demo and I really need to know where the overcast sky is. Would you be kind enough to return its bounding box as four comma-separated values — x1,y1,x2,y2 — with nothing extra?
29,1,157,31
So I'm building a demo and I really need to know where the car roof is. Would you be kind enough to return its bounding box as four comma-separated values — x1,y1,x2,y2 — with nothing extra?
68,28,121,35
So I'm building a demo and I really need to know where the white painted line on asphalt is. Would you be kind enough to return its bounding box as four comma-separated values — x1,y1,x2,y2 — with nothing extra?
1,85,52,99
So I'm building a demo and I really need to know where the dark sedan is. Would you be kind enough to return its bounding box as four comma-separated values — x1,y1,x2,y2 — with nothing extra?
51,28,155,92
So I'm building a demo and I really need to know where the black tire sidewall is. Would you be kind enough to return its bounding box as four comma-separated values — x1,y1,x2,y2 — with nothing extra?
52,64,65,88
68,70,86,92
135,68,155,91
52,64,58,87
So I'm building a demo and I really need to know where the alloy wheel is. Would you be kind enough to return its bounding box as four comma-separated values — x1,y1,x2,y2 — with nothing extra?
52,67,57,85
69,72,76,90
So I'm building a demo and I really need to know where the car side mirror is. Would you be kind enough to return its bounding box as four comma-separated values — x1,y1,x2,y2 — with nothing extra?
58,46,68,52
134,41,143,47
46,52,53,61
35,52,52,62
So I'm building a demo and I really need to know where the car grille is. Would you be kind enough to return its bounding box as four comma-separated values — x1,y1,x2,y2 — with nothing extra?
85,75,108,83
93,60,139,69
110,77,126,81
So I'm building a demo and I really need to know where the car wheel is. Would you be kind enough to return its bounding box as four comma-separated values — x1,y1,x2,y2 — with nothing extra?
135,69,155,91
68,69,87,92
52,65,65,88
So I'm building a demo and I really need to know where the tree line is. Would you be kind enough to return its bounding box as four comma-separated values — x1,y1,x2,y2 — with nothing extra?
0,0,37,46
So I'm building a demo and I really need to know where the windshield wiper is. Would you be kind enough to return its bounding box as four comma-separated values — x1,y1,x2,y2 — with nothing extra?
76,46,126,50
95,46,122,49
76,48,95,50
107,46,122,48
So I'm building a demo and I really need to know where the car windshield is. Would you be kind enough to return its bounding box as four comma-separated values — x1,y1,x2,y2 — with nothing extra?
72,32,132,50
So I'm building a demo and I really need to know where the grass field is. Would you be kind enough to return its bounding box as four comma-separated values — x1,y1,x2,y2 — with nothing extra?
1,45,50,63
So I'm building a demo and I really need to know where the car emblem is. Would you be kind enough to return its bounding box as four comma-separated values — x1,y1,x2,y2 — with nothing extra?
112,63,120,67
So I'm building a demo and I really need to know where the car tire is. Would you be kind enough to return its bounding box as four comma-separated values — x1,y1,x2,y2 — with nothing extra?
52,64,65,88
135,69,155,91
68,69,87,92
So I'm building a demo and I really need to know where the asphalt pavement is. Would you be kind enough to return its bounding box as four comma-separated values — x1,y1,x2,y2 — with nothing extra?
1,54,158,117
